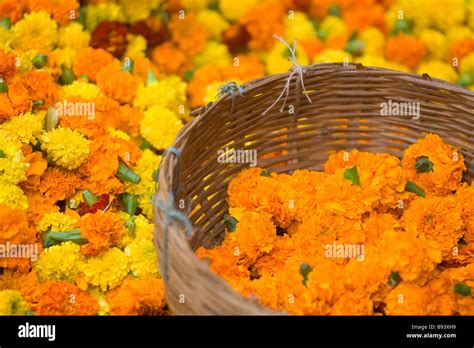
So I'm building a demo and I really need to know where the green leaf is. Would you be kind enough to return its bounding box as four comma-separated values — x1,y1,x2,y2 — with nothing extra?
454,283,471,296
300,263,313,286
405,180,426,197
388,271,402,287
184,70,195,82
0,150,5,158
0,17,11,30
43,228,88,248
391,18,413,36
146,69,158,86
223,214,238,232
414,156,433,173
260,169,270,177
32,100,44,108
343,166,360,186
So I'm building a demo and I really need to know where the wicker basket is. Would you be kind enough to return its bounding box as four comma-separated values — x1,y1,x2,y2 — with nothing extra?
154,62,474,315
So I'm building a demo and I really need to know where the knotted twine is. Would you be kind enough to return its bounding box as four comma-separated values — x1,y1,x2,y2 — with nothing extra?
262,35,313,115
153,146,193,283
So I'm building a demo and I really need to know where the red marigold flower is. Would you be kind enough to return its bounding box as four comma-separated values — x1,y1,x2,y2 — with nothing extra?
90,21,129,58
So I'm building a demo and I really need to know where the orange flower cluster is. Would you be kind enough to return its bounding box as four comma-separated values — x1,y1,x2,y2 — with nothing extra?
197,134,474,315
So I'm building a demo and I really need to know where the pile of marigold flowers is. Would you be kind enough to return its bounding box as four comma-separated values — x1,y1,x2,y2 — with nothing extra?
197,134,474,315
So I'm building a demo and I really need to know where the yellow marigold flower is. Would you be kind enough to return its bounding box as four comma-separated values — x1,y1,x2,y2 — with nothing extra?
88,287,110,316
0,290,28,315
133,76,187,113
85,2,126,32
196,10,230,39
447,26,473,42
402,133,466,196
35,242,85,283
0,184,28,210
139,105,183,150
469,1,474,30
359,27,385,56
48,47,77,71
401,196,464,260
12,11,58,52
0,27,14,50
134,214,154,241
0,140,27,186
124,239,159,278
417,60,458,83
180,0,209,10
193,41,232,69
79,248,130,292
264,41,309,75
283,12,315,42
125,149,161,219
385,0,431,33
124,35,147,59
0,111,44,145
118,0,161,23
107,128,130,141
313,49,351,64
37,212,78,233
41,127,90,170
319,15,347,40
58,22,90,51
431,0,466,32
60,81,101,100
460,52,474,74
419,29,449,60
219,0,258,21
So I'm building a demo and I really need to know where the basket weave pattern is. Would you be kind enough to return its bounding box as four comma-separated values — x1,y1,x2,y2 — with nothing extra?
154,63,474,315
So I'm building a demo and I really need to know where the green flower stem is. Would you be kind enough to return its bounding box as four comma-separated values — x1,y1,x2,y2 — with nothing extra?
59,65,75,85
116,162,141,184
405,180,426,197
454,283,471,296
125,216,136,238
414,156,433,173
388,271,402,287
146,69,158,86
300,263,313,286
260,169,270,177
122,193,138,215
121,58,134,73
0,77,8,93
223,214,238,232
0,17,11,30
83,190,99,206
32,54,48,69
43,228,88,248
32,100,44,108
343,166,360,186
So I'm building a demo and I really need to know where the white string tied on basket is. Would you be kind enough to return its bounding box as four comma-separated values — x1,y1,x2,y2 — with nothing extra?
262,35,313,115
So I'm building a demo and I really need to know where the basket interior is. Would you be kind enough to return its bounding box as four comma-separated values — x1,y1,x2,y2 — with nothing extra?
168,63,474,250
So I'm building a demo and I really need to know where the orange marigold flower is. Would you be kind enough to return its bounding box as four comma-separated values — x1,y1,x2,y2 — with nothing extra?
401,196,464,260
450,39,474,61
325,150,408,210
239,0,285,51
106,277,167,315
39,167,83,202
25,190,59,225
385,33,427,69
20,145,48,192
78,211,125,257
0,49,18,78
299,37,324,60
342,3,386,32
29,0,79,25
20,70,59,109
0,76,31,121
96,61,139,104
169,12,210,58
384,282,430,315
72,47,115,82
90,21,129,58
0,0,26,23
151,42,187,76
402,133,466,196
0,269,41,311
131,56,160,84
36,281,98,315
